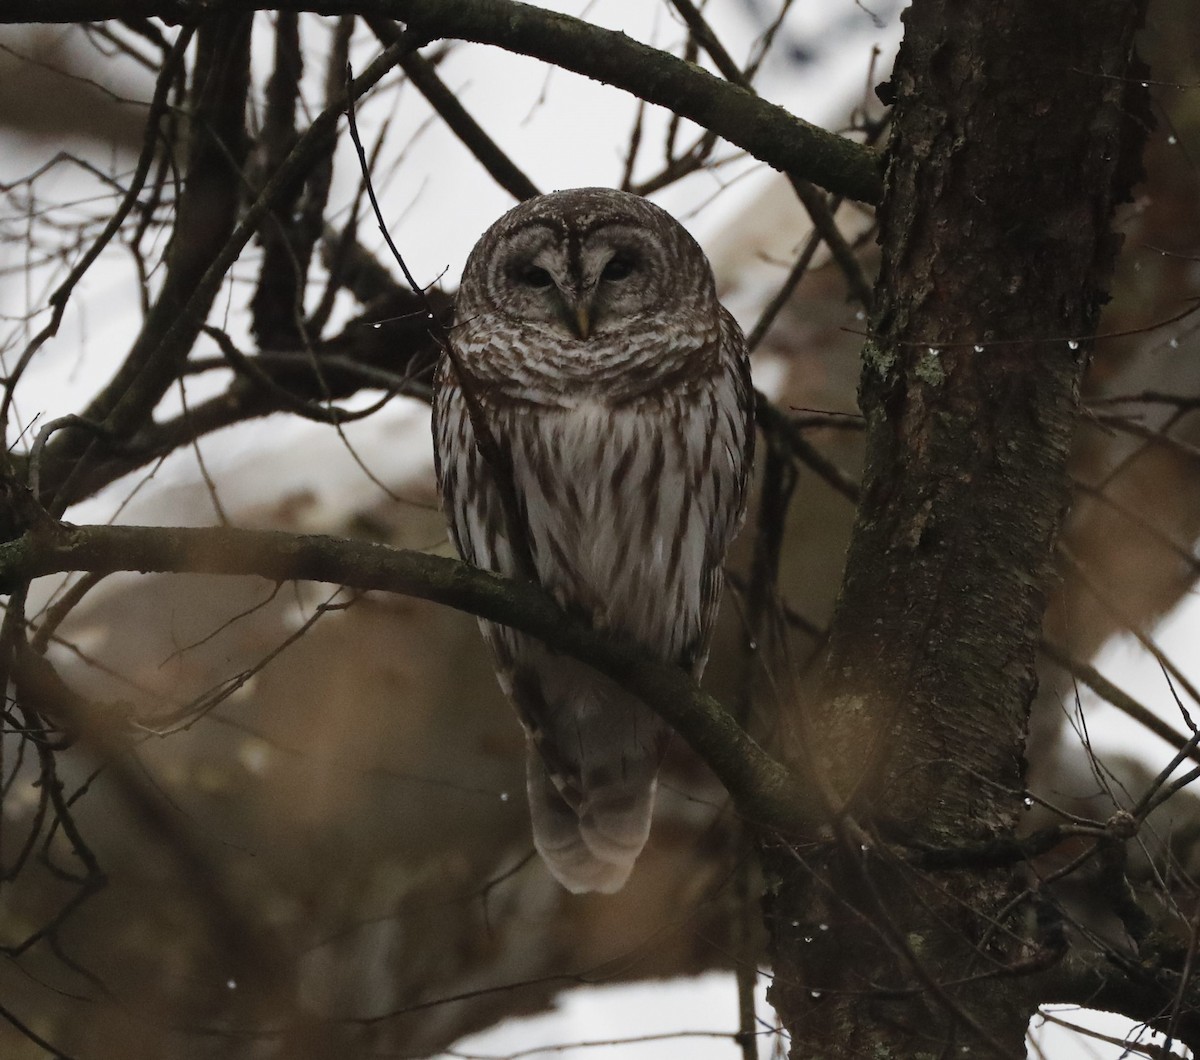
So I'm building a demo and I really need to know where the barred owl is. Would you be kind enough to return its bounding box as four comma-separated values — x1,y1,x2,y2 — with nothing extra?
432,188,754,893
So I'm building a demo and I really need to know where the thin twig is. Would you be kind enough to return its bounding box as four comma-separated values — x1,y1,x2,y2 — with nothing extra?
0,25,195,445
746,224,835,352
1039,641,1200,764
1060,545,1200,733
202,325,399,425
755,396,860,502
367,16,539,201
344,59,538,581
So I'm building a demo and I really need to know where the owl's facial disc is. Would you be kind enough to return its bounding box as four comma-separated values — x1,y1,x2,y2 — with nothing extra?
575,226,659,339
496,230,577,337
498,223,660,342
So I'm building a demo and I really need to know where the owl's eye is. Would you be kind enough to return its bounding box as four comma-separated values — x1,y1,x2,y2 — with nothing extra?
518,265,554,288
601,254,637,281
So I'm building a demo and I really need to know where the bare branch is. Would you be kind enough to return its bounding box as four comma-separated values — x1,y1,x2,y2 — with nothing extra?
0,522,816,835
367,16,540,201
3,0,883,204
37,28,419,509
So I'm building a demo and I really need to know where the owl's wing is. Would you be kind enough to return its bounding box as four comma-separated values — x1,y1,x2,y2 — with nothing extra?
432,357,516,576
681,308,756,675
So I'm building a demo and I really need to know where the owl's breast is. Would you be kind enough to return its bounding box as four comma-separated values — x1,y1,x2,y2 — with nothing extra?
502,395,718,663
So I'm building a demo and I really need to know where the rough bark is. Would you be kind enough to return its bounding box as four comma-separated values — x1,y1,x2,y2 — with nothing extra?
762,2,1150,1056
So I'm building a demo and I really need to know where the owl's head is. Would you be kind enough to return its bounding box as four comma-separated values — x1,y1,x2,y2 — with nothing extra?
457,188,716,344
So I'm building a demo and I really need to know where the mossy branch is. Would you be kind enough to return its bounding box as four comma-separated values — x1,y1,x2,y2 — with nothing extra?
0,522,814,834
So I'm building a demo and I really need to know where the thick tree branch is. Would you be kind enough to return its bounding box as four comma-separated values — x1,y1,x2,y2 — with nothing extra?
378,0,882,203
0,523,815,836
42,15,253,512
4,0,883,204
250,10,310,350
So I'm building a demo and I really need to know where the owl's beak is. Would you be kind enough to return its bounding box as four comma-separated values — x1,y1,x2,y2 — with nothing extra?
573,303,592,340
560,283,594,340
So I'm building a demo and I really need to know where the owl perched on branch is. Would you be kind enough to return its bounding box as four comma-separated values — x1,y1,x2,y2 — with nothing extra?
433,188,754,893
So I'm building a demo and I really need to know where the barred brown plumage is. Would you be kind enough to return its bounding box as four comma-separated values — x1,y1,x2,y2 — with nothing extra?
432,188,754,893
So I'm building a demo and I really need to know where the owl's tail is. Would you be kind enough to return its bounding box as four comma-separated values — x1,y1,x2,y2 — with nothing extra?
525,747,657,894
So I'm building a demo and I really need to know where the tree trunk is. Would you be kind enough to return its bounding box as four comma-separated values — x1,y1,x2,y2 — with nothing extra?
763,2,1150,1055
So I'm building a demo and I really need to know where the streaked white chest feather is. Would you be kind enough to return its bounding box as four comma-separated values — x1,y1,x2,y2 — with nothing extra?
436,360,748,670
507,394,727,663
